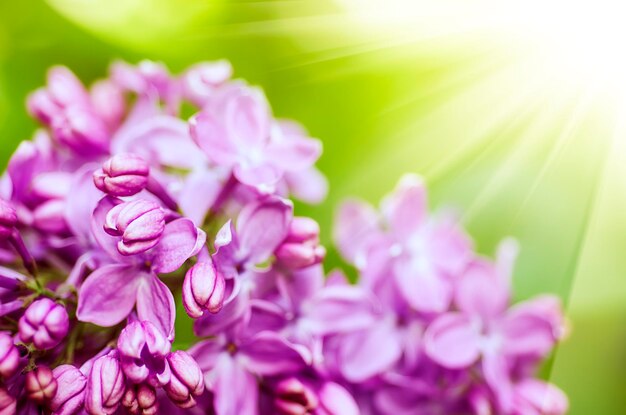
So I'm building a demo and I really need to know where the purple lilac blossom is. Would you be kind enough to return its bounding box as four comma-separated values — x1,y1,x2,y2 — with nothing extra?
0,61,566,415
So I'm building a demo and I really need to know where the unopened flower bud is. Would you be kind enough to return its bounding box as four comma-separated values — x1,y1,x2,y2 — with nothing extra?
182,261,225,318
94,154,149,197
51,106,108,155
274,377,318,415
0,387,16,415
104,200,165,255
163,351,205,409
0,333,19,379
275,217,325,269
122,383,158,415
285,217,321,244
0,200,17,240
117,321,171,386
50,364,87,415
25,366,57,404
18,298,69,349
85,352,126,415
275,243,326,270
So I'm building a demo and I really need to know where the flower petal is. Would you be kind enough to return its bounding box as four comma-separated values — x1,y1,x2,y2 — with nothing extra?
114,114,205,169
77,264,141,327
225,87,270,149
394,260,453,313
65,166,103,241
332,199,380,263
501,296,562,358
482,352,514,412
513,379,569,415
284,167,328,204
189,111,237,166
233,163,282,191
151,218,206,274
305,285,377,335
177,168,222,226
423,313,481,369
136,275,176,340
455,259,509,320
338,319,402,382
212,355,259,415
318,382,360,415
91,196,125,260
240,331,310,376
381,174,427,241
236,197,293,265
188,339,224,374
268,137,322,172
194,288,250,337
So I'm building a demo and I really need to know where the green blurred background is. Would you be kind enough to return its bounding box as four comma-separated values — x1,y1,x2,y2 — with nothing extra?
1,0,624,413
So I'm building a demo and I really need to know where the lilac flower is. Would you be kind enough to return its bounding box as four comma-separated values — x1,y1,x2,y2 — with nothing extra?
117,321,171,386
27,66,91,125
24,366,57,404
27,66,110,155
190,83,321,191
334,174,473,313
182,260,226,318
18,298,69,349
122,383,158,415
85,351,126,415
77,197,205,336
212,197,292,280
423,243,563,411
50,364,87,415
51,105,109,155
0,333,19,379
238,266,378,364
163,350,205,408
190,330,311,415
94,153,150,197
111,96,206,171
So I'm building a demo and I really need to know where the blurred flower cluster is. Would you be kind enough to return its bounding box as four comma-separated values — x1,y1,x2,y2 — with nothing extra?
0,60,566,415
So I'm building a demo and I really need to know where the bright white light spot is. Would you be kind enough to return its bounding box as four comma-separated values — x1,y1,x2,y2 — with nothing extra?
339,0,626,100
504,0,626,92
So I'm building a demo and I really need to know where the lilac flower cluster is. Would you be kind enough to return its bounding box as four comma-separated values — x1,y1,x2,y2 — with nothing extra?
0,60,566,415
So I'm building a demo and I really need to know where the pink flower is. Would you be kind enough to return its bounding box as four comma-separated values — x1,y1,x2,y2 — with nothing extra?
190,83,321,192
